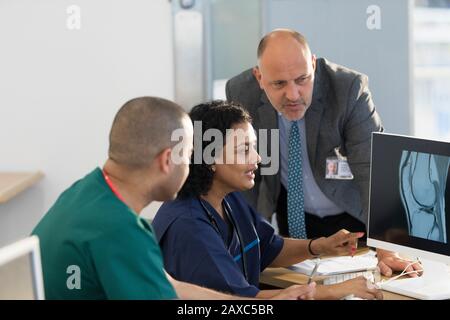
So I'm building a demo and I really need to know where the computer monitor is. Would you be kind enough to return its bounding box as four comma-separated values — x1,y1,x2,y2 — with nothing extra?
367,132,450,299
0,236,45,300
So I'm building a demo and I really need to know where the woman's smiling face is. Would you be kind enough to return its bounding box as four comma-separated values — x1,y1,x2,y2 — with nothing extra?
213,121,261,193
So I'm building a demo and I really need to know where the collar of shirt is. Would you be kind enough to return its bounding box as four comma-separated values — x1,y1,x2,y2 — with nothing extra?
278,112,304,134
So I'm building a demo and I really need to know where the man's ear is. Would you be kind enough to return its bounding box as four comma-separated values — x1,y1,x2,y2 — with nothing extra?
311,54,317,71
252,66,264,89
157,148,172,174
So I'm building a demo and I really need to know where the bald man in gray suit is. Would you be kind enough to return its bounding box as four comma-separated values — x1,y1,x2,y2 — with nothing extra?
226,29,422,277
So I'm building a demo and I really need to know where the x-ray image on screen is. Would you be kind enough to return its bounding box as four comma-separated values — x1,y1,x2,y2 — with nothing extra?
399,151,450,243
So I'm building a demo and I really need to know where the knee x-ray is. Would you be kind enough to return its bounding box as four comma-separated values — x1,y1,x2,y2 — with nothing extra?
399,151,450,243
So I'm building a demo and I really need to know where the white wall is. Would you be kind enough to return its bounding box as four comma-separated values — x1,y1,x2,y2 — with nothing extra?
0,0,172,247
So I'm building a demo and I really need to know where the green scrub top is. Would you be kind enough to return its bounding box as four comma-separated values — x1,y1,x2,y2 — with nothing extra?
32,168,177,300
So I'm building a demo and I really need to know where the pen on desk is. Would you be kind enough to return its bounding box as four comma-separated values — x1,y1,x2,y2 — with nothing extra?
307,259,320,284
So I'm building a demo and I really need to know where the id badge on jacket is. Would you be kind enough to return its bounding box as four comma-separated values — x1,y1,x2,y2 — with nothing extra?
325,147,354,180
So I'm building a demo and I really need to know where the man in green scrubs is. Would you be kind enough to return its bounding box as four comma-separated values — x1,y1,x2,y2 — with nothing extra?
32,96,316,300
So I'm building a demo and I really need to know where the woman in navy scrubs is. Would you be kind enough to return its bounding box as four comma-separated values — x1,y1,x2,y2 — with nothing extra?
153,101,382,299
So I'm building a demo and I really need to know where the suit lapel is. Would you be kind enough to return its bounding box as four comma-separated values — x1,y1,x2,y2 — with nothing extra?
305,98,325,166
305,60,328,166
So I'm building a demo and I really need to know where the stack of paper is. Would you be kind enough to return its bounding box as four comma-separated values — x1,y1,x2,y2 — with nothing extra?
289,250,378,276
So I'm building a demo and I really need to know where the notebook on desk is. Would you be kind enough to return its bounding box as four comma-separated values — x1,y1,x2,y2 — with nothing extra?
289,250,378,276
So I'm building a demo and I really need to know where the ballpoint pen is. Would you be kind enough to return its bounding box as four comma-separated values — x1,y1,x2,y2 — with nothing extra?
307,258,321,284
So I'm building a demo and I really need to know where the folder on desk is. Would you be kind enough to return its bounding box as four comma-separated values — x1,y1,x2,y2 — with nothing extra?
289,250,378,276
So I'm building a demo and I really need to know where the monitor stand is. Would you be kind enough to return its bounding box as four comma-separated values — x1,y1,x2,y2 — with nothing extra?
379,258,450,300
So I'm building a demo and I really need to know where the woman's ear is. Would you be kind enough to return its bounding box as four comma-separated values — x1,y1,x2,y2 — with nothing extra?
211,165,216,172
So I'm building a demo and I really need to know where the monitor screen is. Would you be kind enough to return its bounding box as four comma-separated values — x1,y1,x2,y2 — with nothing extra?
0,236,45,300
367,133,450,263
0,253,35,299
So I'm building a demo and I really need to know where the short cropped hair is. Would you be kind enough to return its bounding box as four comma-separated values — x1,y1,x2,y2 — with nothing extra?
257,29,310,59
178,100,252,198
108,96,187,168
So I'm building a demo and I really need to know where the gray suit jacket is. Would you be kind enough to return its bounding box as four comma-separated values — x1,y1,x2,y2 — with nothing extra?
225,58,383,225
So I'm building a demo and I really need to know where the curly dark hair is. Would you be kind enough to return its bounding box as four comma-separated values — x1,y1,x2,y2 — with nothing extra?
178,100,252,198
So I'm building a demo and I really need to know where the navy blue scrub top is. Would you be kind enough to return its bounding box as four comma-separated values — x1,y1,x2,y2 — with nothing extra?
152,192,284,297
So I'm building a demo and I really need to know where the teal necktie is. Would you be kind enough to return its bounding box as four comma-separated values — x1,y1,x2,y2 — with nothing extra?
287,121,307,239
